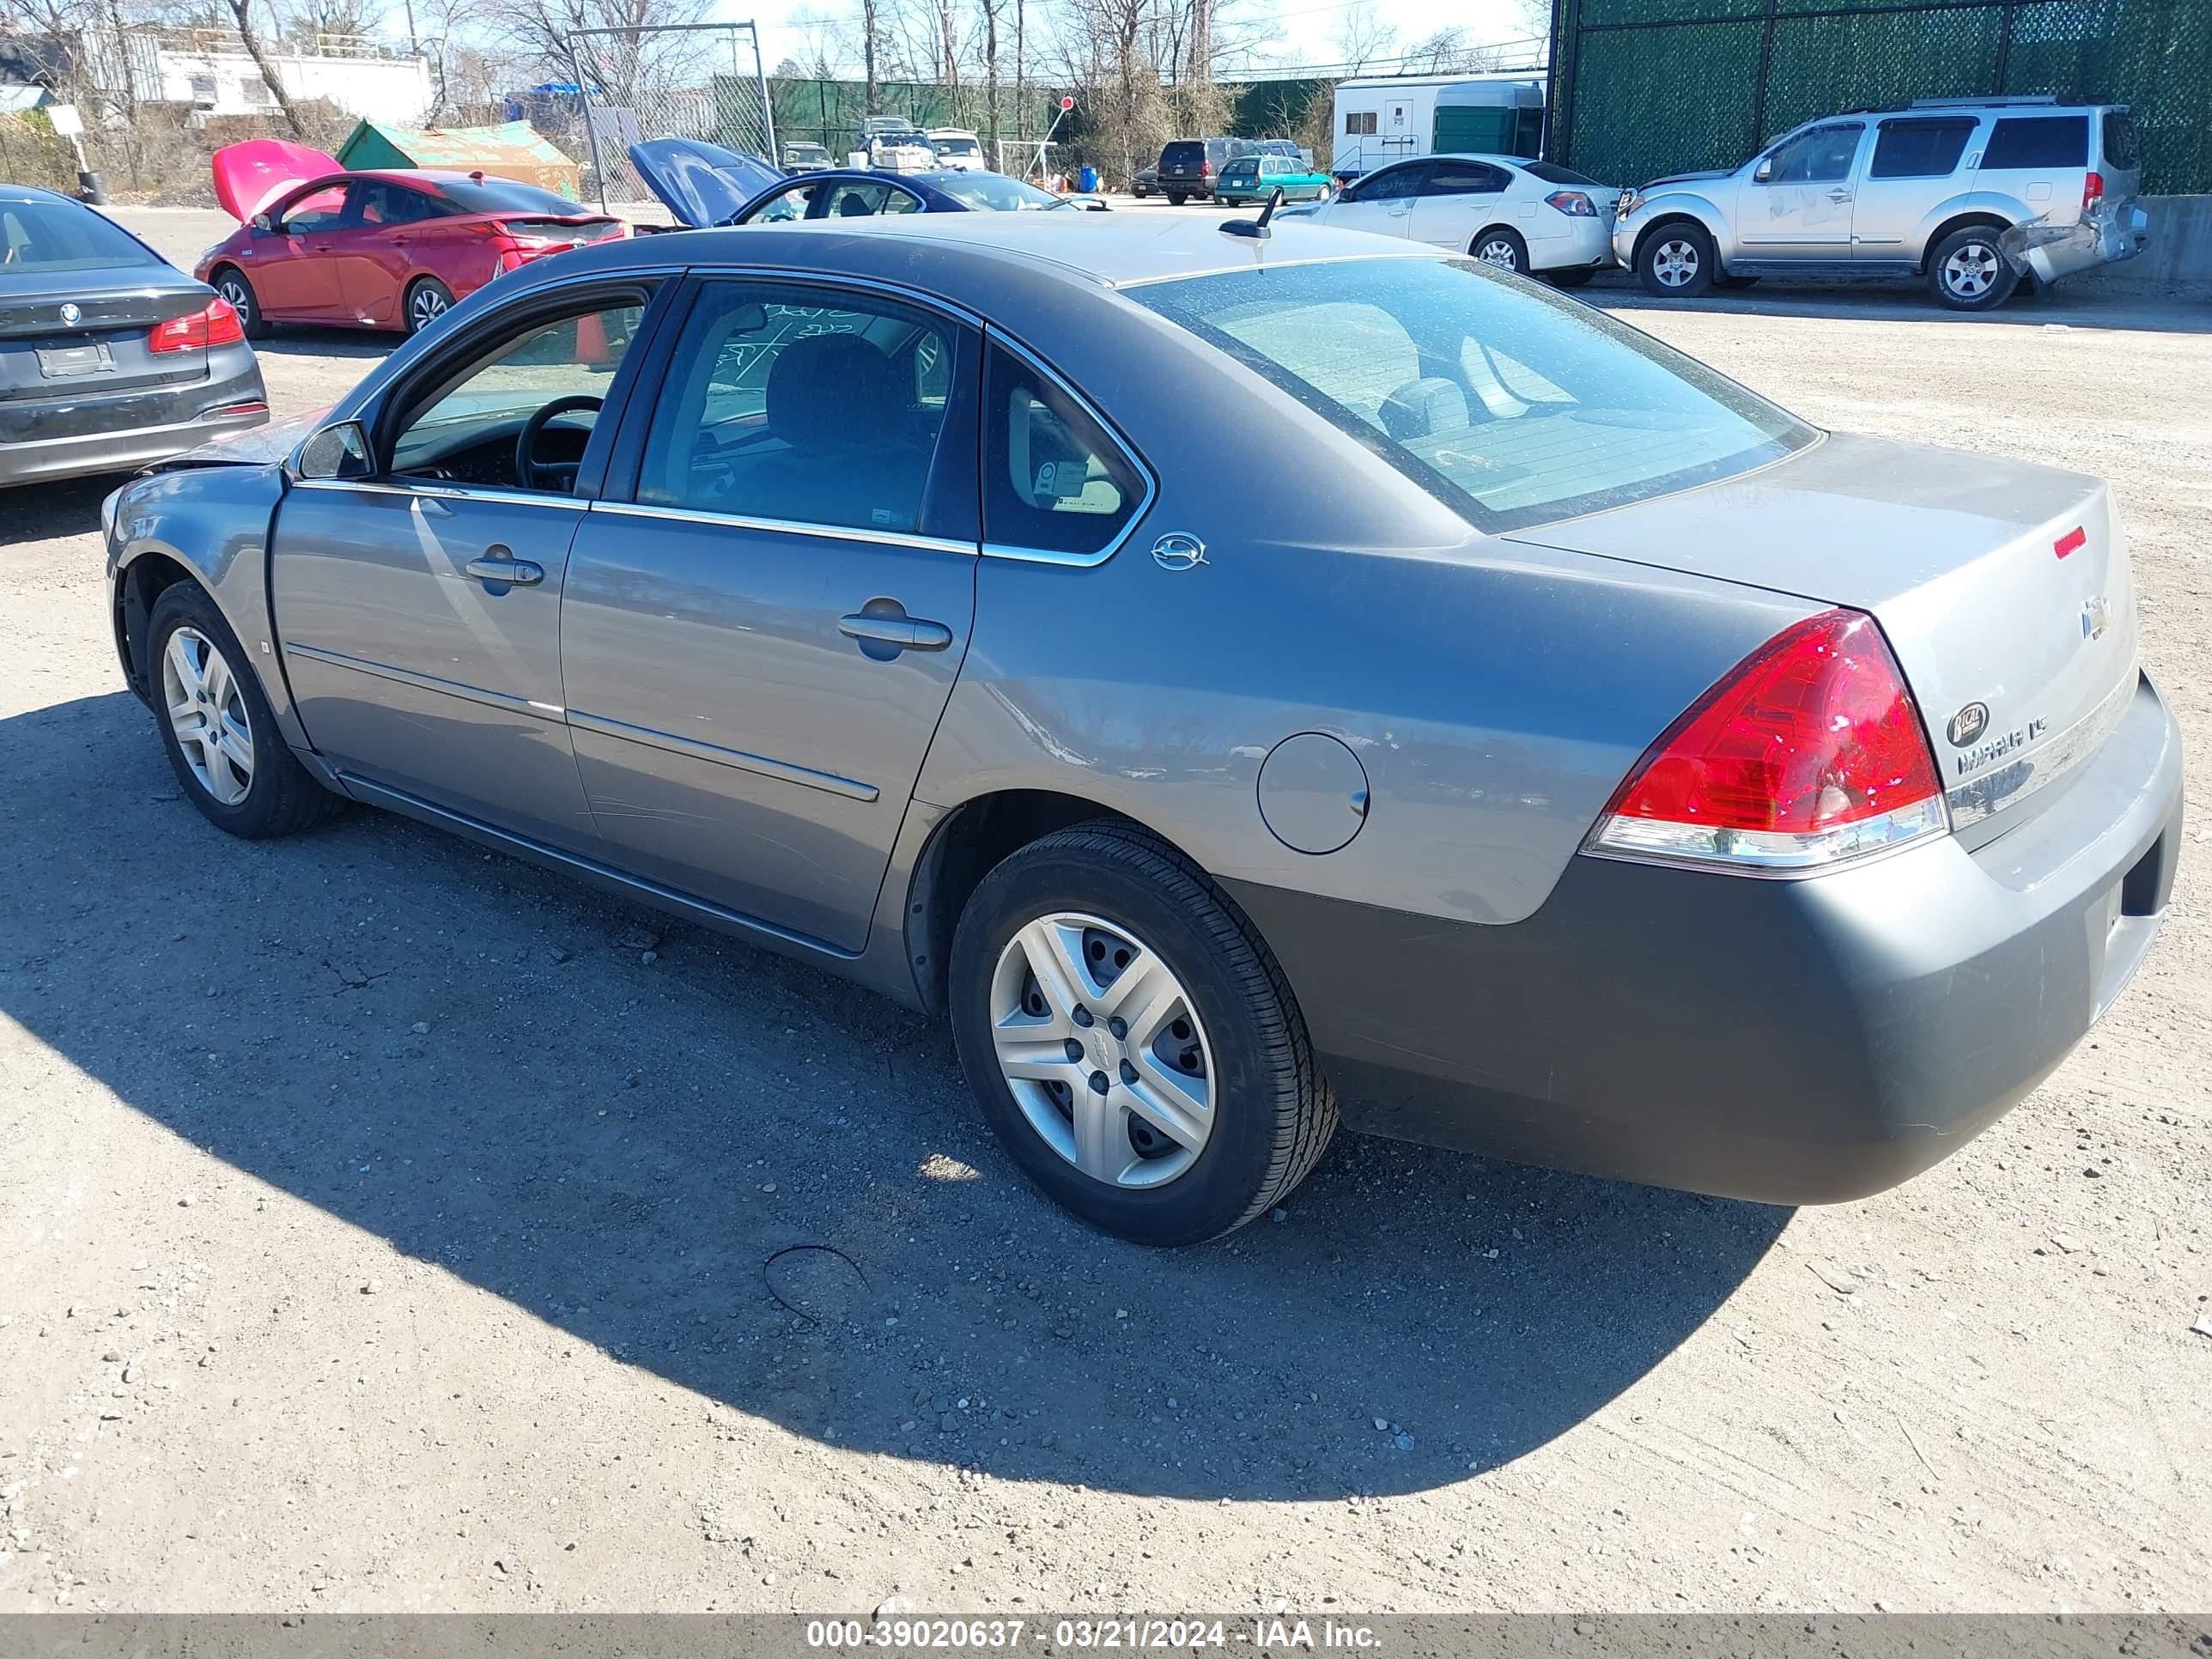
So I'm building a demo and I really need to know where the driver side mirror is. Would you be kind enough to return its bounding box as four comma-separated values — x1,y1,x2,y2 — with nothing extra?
292,420,373,483
252,211,274,234
1753,158,1774,184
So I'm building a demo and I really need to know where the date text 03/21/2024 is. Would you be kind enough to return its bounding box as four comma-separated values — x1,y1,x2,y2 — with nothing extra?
804,1619,1383,1650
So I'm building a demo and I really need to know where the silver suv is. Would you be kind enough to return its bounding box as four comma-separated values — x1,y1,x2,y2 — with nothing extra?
1612,96,2148,310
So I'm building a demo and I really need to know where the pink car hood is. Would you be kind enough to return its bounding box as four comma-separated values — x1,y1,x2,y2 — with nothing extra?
211,139,343,222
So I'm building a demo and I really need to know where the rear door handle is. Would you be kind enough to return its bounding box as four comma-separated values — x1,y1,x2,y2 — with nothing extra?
839,611,954,653
465,549,544,587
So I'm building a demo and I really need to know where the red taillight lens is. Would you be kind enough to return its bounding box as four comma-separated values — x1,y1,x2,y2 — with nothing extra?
2082,170,2105,212
149,296,245,353
1544,189,1597,217
1200,161,1213,176
1588,608,1948,872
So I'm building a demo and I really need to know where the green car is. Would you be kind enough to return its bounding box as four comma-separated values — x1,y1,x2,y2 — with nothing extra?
1215,154,1334,207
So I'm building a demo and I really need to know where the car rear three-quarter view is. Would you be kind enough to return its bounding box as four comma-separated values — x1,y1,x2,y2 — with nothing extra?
3,185,267,488
101,216,2180,1246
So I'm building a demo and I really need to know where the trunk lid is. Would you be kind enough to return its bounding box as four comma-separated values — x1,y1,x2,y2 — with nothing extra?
1509,432,2139,830
627,137,784,228
211,138,343,222
0,273,215,426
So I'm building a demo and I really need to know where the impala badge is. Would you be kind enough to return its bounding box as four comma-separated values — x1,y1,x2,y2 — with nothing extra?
2081,596,2111,641
1946,702,1990,747
58,302,80,326
1152,532,1207,571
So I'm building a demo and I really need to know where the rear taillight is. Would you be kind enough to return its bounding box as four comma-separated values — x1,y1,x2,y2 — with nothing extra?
2082,170,2105,212
1586,608,1948,872
1545,189,1597,217
149,296,245,353
1200,161,1213,176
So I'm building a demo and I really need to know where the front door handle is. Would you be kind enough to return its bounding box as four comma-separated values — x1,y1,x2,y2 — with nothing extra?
1827,189,1852,202
465,549,544,587
839,610,954,656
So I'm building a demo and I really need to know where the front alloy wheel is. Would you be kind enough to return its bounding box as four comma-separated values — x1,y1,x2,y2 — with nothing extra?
1651,237,1700,287
989,911,1215,1188
162,625,254,806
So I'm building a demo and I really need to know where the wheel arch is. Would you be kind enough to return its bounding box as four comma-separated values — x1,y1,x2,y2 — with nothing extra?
114,550,200,704
1917,209,2016,274
1629,206,1720,270
898,788,1215,1017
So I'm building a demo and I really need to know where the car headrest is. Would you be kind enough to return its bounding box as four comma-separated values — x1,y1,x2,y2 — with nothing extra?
836,191,873,216
765,332,905,455
1379,376,1470,441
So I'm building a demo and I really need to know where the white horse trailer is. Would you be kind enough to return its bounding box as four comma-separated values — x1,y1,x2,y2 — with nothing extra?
1330,74,1547,179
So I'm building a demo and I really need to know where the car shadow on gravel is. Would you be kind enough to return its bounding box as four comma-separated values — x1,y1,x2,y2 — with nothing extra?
2,691,1790,1502
3,476,129,545
1584,275,2212,334
253,329,393,360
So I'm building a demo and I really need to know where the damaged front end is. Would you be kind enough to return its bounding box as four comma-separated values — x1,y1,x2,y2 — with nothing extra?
2000,196,2152,286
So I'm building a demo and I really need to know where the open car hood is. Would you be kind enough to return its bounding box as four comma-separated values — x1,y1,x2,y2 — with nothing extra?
211,138,343,222
627,138,784,228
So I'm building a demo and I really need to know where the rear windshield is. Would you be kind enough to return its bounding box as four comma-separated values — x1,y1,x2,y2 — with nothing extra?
434,177,592,215
2100,110,2138,169
928,172,1066,210
1520,160,1599,186
0,198,160,273
1161,143,1205,166
1982,115,2087,170
1129,257,1814,533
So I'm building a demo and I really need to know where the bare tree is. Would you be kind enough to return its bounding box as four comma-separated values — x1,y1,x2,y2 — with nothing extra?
979,0,999,153
220,0,310,138
861,0,878,111
1330,0,1396,73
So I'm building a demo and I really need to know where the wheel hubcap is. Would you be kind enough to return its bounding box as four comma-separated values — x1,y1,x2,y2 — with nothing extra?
989,911,1214,1188
1944,243,2001,297
1478,240,1520,269
161,626,253,806
413,289,447,327
1654,239,1699,287
220,279,249,317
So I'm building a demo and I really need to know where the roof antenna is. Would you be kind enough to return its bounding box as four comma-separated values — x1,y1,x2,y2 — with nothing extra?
1219,185,1285,240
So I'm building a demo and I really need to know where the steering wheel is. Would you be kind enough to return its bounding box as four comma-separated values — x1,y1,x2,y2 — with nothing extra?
515,394,604,491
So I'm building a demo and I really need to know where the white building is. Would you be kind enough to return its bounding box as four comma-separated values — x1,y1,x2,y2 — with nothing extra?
1331,74,1547,178
56,26,431,126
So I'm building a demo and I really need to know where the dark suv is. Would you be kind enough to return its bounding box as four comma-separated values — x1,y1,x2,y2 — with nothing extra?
1157,138,1239,204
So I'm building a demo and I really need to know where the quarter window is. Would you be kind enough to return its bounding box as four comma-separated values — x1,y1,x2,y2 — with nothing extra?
983,343,1143,558
636,283,961,537
1983,114,2089,170
1869,118,1976,179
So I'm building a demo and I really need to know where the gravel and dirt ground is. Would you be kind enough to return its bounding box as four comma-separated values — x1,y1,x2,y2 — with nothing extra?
2,207,2206,1615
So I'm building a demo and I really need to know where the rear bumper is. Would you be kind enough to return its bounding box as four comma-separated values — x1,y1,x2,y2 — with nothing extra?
1228,672,2182,1206
0,402,269,487
2010,203,2151,284
1528,216,1615,272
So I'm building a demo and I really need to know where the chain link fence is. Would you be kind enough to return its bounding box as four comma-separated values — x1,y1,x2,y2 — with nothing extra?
559,21,775,213
1549,0,2212,193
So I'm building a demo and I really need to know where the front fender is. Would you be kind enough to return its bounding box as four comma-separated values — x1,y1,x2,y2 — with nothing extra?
107,461,312,750
1621,194,1731,262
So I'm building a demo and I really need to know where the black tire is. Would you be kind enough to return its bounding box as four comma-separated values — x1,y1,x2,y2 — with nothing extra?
1636,220,1716,297
1470,226,1529,274
949,819,1338,1247
404,275,456,337
146,581,344,839
1166,191,1187,207
1713,272,1760,289
1547,265,1597,289
1926,225,2017,311
210,265,269,339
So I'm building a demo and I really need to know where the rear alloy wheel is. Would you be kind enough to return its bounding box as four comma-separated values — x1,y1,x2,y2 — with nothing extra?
1472,228,1529,273
210,266,269,339
1638,222,1715,297
147,582,344,838
404,276,455,336
950,820,1337,1245
1928,227,2017,311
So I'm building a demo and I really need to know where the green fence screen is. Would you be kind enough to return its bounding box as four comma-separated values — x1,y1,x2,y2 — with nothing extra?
1549,0,2212,192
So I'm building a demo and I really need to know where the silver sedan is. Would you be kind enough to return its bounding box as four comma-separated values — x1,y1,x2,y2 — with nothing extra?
104,213,2180,1244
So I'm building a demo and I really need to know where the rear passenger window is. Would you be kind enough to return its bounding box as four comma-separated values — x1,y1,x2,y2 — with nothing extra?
983,344,1144,558
1983,115,2088,169
1869,118,1975,179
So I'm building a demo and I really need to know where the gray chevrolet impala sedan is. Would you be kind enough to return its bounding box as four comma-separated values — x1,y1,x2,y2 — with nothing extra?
104,213,2181,1244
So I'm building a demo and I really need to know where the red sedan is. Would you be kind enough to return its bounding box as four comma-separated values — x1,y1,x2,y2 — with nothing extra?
196,140,627,337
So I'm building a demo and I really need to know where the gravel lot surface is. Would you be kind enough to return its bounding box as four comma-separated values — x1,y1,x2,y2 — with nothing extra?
2,207,2206,1615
